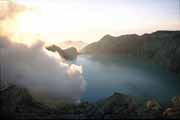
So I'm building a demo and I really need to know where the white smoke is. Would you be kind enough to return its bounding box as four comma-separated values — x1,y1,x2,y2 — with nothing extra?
0,37,86,104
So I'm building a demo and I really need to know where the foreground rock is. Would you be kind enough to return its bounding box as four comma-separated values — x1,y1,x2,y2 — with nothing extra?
1,85,180,119
163,96,180,118
1,85,54,119
82,31,180,75
46,45,78,60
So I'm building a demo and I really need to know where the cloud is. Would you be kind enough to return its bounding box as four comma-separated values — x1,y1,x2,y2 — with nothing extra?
0,37,86,103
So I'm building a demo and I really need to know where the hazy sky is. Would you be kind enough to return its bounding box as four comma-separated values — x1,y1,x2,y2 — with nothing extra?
6,0,180,43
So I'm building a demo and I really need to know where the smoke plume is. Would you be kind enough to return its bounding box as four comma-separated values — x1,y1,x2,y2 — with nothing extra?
0,37,86,103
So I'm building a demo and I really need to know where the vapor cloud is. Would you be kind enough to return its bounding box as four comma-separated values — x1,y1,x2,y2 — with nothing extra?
0,37,86,103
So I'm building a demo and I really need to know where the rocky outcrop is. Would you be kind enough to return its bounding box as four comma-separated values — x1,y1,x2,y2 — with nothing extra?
46,44,65,57
64,47,78,60
46,45,78,60
81,31,180,75
1,85,53,119
146,100,161,111
95,92,140,118
163,96,180,118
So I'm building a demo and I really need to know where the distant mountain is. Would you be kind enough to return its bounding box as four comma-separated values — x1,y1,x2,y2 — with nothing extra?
81,31,180,75
58,40,87,51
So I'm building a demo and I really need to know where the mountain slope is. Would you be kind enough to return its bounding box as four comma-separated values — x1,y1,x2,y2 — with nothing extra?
81,31,180,75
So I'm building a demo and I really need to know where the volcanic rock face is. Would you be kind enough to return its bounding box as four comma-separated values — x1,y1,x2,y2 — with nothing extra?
82,31,180,75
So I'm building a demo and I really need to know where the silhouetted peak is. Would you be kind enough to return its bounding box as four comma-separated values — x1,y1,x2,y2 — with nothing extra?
117,34,139,39
100,34,115,42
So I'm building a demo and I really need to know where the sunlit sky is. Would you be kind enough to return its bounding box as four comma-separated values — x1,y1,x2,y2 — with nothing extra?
1,0,180,44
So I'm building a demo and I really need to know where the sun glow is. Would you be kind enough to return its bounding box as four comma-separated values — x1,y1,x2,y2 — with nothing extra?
7,11,42,45
0,1,76,45
0,2,43,45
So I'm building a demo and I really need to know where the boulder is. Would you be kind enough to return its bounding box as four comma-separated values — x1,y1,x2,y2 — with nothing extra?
146,100,161,111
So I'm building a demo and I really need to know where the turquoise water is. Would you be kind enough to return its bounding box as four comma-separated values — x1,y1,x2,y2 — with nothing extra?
72,55,180,103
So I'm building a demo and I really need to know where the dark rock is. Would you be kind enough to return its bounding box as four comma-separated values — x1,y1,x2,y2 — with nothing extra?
162,96,180,118
0,85,53,119
46,44,66,58
64,47,78,60
96,92,140,118
46,45,78,60
163,107,180,118
171,96,180,106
